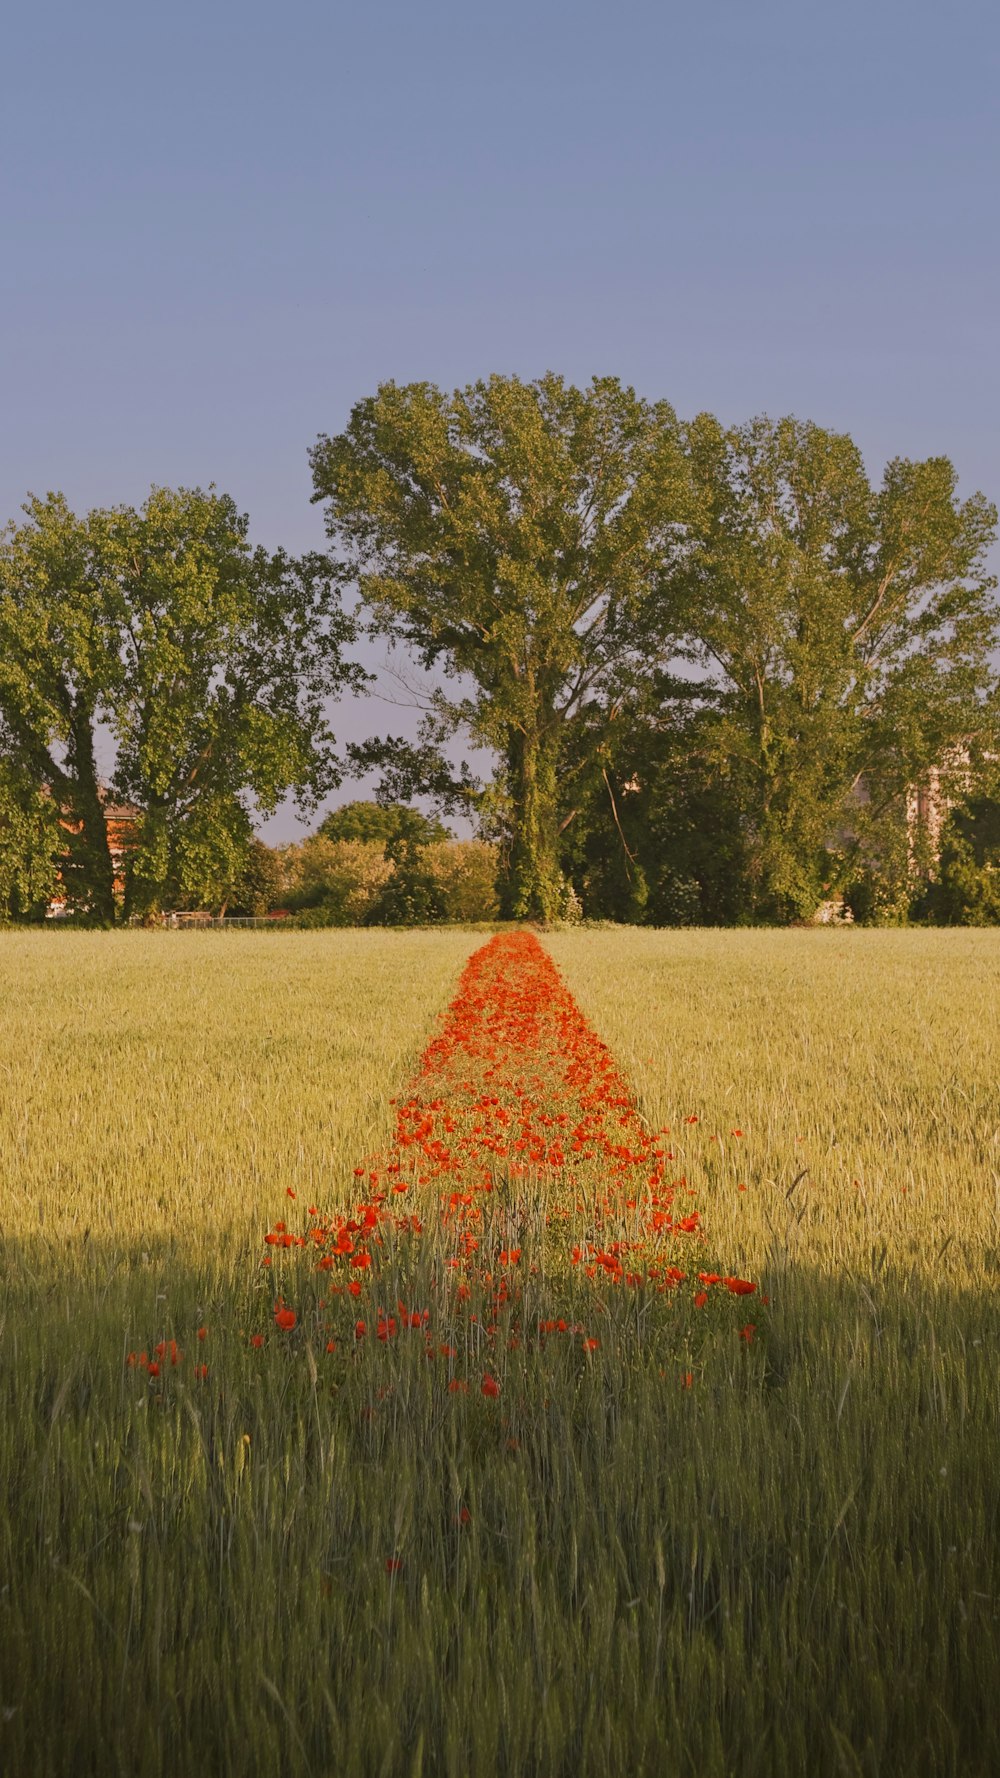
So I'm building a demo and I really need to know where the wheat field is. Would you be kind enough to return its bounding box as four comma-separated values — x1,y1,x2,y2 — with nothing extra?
1,928,998,1778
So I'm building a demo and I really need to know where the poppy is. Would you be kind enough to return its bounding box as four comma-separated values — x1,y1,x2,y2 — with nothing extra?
724,1277,757,1297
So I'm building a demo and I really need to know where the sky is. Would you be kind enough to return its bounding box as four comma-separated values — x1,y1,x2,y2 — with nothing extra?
2,0,997,839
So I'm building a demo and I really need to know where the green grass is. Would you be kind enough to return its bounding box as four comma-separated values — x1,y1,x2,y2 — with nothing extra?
1,928,999,1778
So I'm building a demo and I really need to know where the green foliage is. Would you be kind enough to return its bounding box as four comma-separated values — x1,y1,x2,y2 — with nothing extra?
281,837,394,925
660,415,998,922
408,838,500,922
916,795,1000,924
0,493,123,919
311,374,689,920
227,837,284,917
365,841,449,925
0,759,60,919
0,487,360,919
281,832,500,926
317,799,448,849
2,388,996,930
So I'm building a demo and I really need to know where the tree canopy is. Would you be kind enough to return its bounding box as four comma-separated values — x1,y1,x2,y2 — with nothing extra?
316,800,448,851
2,381,997,927
658,415,999,919
0,486,361,918
311,373,690,919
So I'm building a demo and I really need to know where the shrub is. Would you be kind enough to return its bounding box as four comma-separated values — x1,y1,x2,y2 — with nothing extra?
279,838,393,925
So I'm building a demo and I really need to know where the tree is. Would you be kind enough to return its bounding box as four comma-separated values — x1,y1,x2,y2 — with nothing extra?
0,487,361,919
660,415,998,920
310,374,690,920
316,799,448,850
280,837,393,925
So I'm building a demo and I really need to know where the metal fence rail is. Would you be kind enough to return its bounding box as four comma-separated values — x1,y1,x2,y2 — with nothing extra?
127,915,292,930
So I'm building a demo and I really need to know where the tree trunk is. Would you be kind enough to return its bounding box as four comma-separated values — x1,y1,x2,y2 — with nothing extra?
65,706,116,923
503,724,564,921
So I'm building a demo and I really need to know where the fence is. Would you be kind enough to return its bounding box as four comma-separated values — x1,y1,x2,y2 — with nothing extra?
128,914,292,930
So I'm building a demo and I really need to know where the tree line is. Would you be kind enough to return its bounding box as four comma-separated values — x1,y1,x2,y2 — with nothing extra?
2,374,998,926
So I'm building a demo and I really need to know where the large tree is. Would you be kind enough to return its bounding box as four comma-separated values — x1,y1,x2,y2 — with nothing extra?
659,414,998,920
0,486,360,919
310,374,690,919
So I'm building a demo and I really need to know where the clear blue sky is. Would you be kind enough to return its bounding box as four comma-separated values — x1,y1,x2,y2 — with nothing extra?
3,0,997,837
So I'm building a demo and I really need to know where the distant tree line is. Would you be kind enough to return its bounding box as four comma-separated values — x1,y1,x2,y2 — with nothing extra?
1,375,998,925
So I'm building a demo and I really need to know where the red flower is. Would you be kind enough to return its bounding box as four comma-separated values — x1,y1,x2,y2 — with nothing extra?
481,1373,500,1399
274,1306,296,1331
724,1277,757,1297
197,1326,207,1342
385,1557,403,1574
739,1323,755,1344
250,1334,264,1349
693,1291,708,1309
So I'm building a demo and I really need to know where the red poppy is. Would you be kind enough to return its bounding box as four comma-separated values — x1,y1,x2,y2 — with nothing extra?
481,1374,500,1398
724,1277,757,1297
274,1306,296,1331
